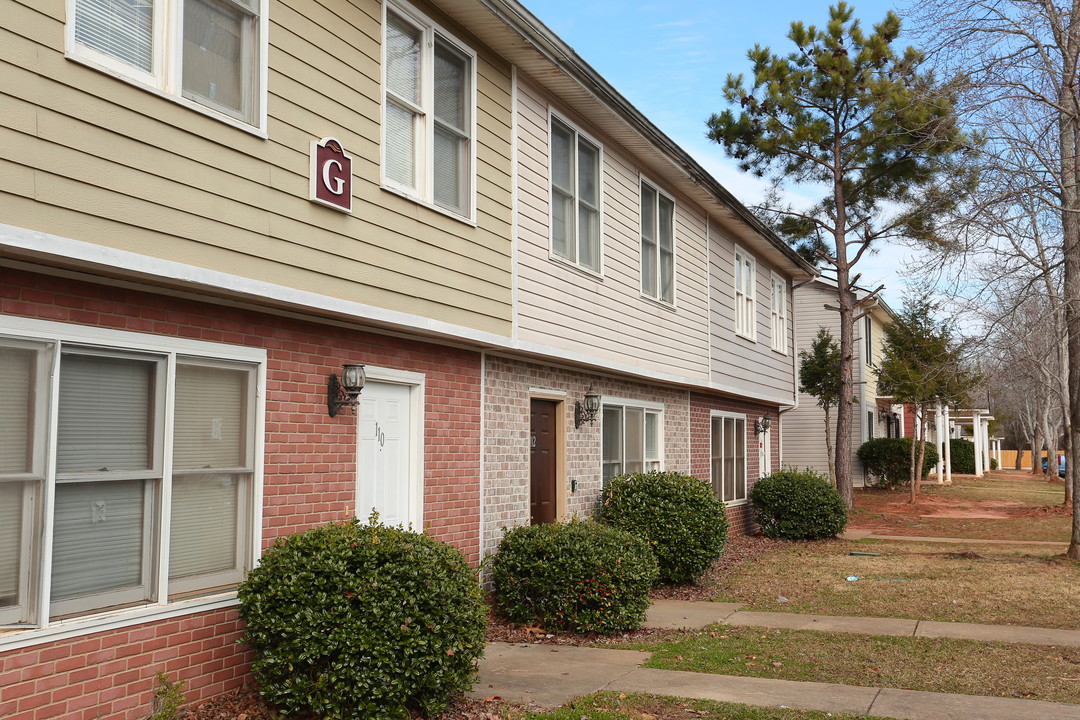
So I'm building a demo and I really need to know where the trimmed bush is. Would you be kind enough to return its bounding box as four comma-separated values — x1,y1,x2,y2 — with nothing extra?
990,457,999,471
490,520,658,635
749,469,847,540
858,438,939,488
237,516,486,720
949,438,976,474
595,471,728,584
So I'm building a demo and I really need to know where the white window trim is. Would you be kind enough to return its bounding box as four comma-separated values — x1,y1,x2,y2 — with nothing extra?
64,0,270,136
0,315,265,647
734,246,756,341
770,271,788,354
547,108,605,277
601,397,664,482
639,175,677,307
864,316,874,367
710,410,749,506
380,0,478,223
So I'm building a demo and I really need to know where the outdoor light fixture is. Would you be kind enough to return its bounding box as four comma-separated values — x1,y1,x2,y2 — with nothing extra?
755,415,772,435
327,363,366,417
575,389,601,428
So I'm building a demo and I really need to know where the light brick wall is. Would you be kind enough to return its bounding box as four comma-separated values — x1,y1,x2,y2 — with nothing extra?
482,354,692,560
0,267,482,719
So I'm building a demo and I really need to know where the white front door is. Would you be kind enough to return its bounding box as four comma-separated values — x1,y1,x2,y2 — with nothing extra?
357,380,416,528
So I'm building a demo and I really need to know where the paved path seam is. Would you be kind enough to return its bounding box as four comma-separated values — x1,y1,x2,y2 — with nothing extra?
646,600,1080,647
843,530,1069,546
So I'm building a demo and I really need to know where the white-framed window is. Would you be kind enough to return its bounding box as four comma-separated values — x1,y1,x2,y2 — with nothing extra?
640,179,675,303
67,0,267,130
601,400,662,484
550,114,602,273
867,410,876,440
864,316,873,366
0,318,262,633
382,1,476,218
711,412,747,504
734,247,756,339
770,272,787,353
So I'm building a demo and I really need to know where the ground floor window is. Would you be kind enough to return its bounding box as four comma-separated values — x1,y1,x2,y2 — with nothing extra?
0,319,262,629
711,413,747,504
601,400,662,484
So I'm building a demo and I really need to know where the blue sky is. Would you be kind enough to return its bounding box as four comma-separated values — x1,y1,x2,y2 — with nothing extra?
523,0,911,308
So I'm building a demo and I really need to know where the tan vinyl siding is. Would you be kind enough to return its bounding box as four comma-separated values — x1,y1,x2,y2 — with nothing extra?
513,75,711,380
1,0,514,335
708,221,797,401
784,282,868,486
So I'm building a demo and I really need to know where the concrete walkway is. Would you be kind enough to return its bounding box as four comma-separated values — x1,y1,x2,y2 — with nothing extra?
472,599,1080,719
843,529,1069,547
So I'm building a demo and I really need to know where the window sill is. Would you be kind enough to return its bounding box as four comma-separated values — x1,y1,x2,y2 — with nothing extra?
771,345,788,356
0,592,239,653
548,253,604,281
735,331,757,343
66,54,269,139
725,498,749,508
380,185,477,227
639,293,677,312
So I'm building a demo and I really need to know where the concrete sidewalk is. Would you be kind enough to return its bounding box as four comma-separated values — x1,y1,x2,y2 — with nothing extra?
645,599,1080,647
473,643,1080,719
842,529,1069,547
471,600,1080,719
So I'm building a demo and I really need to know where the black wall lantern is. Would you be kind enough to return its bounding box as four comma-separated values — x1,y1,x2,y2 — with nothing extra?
575,388,601,428
754,415,772,435
327,364,367,416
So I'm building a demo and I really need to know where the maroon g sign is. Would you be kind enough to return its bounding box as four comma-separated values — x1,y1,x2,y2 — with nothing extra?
310,137,352,212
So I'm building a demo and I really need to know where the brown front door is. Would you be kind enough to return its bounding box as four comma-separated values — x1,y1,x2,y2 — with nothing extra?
530,399,558,525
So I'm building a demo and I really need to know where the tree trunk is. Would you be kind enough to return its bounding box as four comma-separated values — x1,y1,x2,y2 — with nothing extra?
1059,10,1080,558
1031,427,1043,475
824,405,837,484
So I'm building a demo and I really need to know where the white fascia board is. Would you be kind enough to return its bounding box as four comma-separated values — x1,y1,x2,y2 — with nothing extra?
1,225,795,406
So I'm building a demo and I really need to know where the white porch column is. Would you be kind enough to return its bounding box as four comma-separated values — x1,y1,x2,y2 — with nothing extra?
973,411,984,477
933,403,943,478
943,405,953,485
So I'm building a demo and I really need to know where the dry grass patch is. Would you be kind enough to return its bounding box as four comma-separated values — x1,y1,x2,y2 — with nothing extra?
850,473,1070,542
622,627,1080,704
711,540,1080,628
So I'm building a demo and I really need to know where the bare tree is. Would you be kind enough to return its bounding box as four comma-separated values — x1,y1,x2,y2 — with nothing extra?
907,0,1080,556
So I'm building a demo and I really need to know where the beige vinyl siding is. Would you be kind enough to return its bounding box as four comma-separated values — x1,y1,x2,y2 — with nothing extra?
783,282,868,486
513,75,711,380
1,0,514,335
708,222,797,401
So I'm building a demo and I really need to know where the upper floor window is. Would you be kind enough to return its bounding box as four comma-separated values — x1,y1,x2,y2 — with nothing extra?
864,316,873,366
711,413,747,504
734,247,756,339
601,401,661,485
550,115,602,273
770,272,787,353
641,180,675,303
0,322,261,631
69,0,265,129
383,2,476,217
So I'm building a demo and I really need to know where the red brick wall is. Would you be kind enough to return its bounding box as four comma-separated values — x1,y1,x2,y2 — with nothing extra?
689,392,778,534
0,267,482,719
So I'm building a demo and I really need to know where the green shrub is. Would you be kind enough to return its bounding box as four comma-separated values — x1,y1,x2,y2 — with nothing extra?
950,438,976,474
237,516,486,720
490,520,658,635
857,438,939,488
990,457,999,470
749,469,847,540
595,471,728,584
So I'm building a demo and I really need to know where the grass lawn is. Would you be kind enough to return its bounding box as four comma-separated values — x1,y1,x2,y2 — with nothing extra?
849,472,1070,542
509,691,895,720
708,539,1080,628
616,626,1080,704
